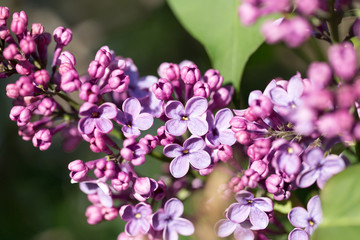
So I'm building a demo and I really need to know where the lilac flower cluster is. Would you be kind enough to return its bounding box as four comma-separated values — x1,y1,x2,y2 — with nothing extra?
2,2,360,240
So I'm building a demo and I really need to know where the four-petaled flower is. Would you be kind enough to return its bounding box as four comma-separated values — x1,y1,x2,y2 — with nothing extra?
115,97,154,138
165,96,208,136
163,136,211,178
119,202,152,236
151,198,194,240
78,102,117,135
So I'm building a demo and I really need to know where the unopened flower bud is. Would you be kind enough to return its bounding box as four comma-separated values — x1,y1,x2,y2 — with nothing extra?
32,129,52,151
180,64,201,85
11,11,28,35
31,23,44,36
203,69,223,91
34,69,50,87
193,81,210,98
158,62,180,81
152,78,173,100
53,26,72,46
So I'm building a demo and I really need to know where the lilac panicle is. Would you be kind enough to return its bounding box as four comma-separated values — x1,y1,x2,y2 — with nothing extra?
163,136,211,178
151,198,194,240
78,102,117,135
115,97,154,138
297,148,345,189
288,195,322,238
120,202,152,236
165,96,208,136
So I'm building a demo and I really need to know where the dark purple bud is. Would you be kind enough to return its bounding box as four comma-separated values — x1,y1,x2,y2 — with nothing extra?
32,129,52,151
3,43,19,60
85,205,103,225
53,26,72,46
108,69,130,93
16,76,34,97
19,35,36,54
11,11,28,35
31,23,44,36
6,83,19,99
158,62,180,81
266,174,284,194
111,171,130,191
203,69,223,91
180,63,201,85
152,78,173,100
61,69,81,92
193,81,210,98
88,60,106,79
95,46,112,67
34,70,50,87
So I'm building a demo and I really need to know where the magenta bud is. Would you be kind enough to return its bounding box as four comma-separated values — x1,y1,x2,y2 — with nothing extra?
152,78,173,100
88,60,106,79
157,62,180,81
58,63,74,75
6,83,19,99
79,82,100,103
139,134,159,151
34,70,50,87
337,85,355,108
193,81,210,98
85,205,103,225
68,159,86,171
209,86,233,110
238,2,259,26
250,160,268,177
157,126,175,146
203,69,223,91
265,174,284,194
0,25,9,39
10,105,31,126
283,17,311,48
108,69,130,93
120,147,134,161
180,63,201,85
95,46,112,67
217,144,233,162
53,26,72,46
20,35,36,54
307,62,332,89
31,23,44,36
111,171,130,191
230,116,247,132
235,130,251,145
38,97,57,116
3,43,18,60
11,11,28,35
16,76,35,97
133,177,158,201
16,60,33,75
103,207,118,221
61,69,81,92
58,51,76,66
32,129,52,151
250,95,273,118
294,0,319,15
0,7,10,20
328,42,357,81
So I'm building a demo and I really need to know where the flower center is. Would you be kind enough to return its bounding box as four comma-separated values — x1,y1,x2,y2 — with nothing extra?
183,149,189,154
308,219,315,226
135,213,141,219
91,112,99,118
287,147,294,154
181,115,189,121
247,199,253,204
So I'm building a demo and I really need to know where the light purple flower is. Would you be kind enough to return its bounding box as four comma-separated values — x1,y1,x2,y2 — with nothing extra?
79,180,113,208
288,228,309,240
165,96,208,136
216,219,255,240
205,108,236,147
163,136,211,178
78,102,117,135
115,97,154,138
297,148,345,189
226,190,273,230
119,202,152,236
151,198,194,240
288,195,322,238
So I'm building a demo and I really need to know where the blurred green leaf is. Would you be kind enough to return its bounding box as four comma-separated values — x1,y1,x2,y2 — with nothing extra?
167,0,264,93
312,164,360,240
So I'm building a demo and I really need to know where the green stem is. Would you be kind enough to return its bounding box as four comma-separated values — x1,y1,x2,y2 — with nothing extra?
56,92,80,111
328,0,340,43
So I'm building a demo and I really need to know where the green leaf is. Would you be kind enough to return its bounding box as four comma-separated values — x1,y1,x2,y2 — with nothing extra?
312,164,360,240
167,0,264,93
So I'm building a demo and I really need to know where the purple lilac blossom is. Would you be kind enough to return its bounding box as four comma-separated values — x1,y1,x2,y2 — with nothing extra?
226,190,273,230
288,195,322,238
205,108,236,147
78,102,117,135
165,96,208,136
79,180,113,208
115,97,154,138
216,219,255,240
151,198,194,240
163,136,211,178
119,202,152,236
297,148,345,189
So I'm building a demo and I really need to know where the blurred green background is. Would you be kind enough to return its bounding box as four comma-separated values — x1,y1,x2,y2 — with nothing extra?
0,0,304,239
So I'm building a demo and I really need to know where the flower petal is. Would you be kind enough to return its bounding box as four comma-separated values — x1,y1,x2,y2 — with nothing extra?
249,206,269,230
215,108,233,130
235,190,254,204
270,87,291,106
172,218,194,236
152,210,167,231
95,118,113,133
123,97,141,119
133,113,154,130
215,219,237,238
184,137,205,152
79,181,98,194
234,225,254,240
188,151,211,170
163,144,183,158
165,101,184,119
253,197,273,212
125,220,140,236
248,90,262,106
288,228,309,240
78,117,95,134
297,168,319,188
307,195,322,224
185,96,208,117
122,125,141,138
304,148,323,168
169,156,190,178
120,205,135,221
164,198,184,218
288,207,309,228
218,129,236,146
97,187,113,208
163,226,178,240
165,119,187,136
188,116,208,136
287,75,304,100
227,203,251,223
79,102,98,116
98,102,117,119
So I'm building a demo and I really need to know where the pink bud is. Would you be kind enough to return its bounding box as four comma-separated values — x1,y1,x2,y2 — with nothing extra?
307,62,332,89
53,26,72,46
88,60,106,79
6,83,19,99
108,69,129,93
20,35,36,54
203,69,223,91
32,129,52,151
16,76,35,96
95,46,112,67
11,11,28,35
3,43,18,60
79,82,100,103
329,42,357,81
102,207,118,221
180,64,201,85
235,130,251,145
265,174,284,194
0,7,10,20
157,62,180,81
152,78,173,100
0,25,9,39
58,51,76,66
193,81,210,98
31,23,44,36
85,205,103,225
216,144,233,162
230,116,247,132
61,69,81,92
16,60,33,75
38,97,57,116
295,0,319,15
238,3,259,26
34,70,50,87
